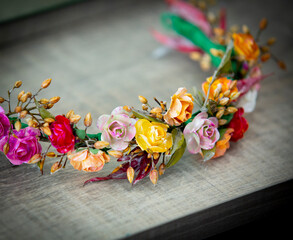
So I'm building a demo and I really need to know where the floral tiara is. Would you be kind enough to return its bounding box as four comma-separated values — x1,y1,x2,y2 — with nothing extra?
0,0,285,186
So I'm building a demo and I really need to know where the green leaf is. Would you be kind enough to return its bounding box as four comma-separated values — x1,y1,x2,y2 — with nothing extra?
222,113,234,125
131,109,163,123
202,146,216,162
89,149,100,154
34,98,55,120
216,40,234,76
88,133,102,140
218,128,228,140
192,86,204,110
75,129,86,139
74,129,101,141
166,128,186,168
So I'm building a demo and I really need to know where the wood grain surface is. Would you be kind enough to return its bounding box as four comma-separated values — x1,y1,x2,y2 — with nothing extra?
0,0,293,239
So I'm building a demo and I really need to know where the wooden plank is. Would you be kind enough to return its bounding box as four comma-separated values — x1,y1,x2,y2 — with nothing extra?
0,0,292,239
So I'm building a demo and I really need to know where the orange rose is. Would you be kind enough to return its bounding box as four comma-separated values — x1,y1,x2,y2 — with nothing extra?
202,77,238,102
68,149,110,172
164,87,194,126
232,33,260,61
213,128,234,159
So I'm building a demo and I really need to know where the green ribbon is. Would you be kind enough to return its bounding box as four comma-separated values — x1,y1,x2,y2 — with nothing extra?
161,13,238,72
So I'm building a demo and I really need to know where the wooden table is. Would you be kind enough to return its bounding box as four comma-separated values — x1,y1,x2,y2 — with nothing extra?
0,0,292,239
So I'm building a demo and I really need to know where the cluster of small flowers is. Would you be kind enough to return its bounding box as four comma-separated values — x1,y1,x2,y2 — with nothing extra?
1,68,249,186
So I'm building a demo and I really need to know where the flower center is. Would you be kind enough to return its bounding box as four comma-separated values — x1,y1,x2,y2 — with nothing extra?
148,126,166,144
108,121,126,139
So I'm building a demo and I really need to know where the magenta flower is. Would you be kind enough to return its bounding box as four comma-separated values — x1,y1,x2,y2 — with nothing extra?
0,106,10,140
183,112,220,154
97,106,136,151
0,127,42,165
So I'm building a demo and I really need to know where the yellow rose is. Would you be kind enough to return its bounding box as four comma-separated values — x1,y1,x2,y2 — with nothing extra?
164,87,194,126
135,119,172,153
232,33,260,61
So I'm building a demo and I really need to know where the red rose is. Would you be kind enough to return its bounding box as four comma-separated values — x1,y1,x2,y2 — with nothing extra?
228,108,249,142
49,115,75,153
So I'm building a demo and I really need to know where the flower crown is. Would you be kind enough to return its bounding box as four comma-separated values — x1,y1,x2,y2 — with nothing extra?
0,0,285,186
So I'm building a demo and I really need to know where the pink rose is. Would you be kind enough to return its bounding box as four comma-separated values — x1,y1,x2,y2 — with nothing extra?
183,112,220,154
0,127,42,165
97,107,136,151
0,106,10,140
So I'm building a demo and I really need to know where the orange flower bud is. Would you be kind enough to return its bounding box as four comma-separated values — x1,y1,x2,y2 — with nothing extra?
150,107,162,114
20,93,28,103
259,18,268,30
278,60,286,70
94,141,109,149
219,97,229,106
14,81,22,88
153,152,160,160
14,120,21,131
15,106,22,113
45,103,54,109
19,110,28,119
218,119,227,126
159,163,166,175
0,97,5,103
216,109,224,119
17,91,25,101
223,90,231,97
4,142,9,155
138,95,148,104
27,154,42,164
142,104,148,111
108,150,123,158
44,118,55,123
26,92,32,98
49,96,60,104
40,98,49,104
41,126,52,136
127,166,135,183
69,114,81,124
190,51,202,61
267,37,276,46
261,53,271,62
46,152,57,158
84,112,92,127
150,169,158,185
229,80,237,90
41,78,52,89
123,105,131,112
230,92,241,100
260,46,269,53
66,110,74,119
50,161,62,174
226,106,238,114
242,25,250,34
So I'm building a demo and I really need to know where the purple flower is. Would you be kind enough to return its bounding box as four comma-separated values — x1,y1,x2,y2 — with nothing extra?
0,106,10,140
0,127,42,165
97,106,136,151
183,112,220,154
